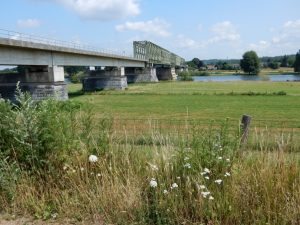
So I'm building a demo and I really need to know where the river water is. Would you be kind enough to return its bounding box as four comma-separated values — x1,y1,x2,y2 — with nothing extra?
191,74,300,82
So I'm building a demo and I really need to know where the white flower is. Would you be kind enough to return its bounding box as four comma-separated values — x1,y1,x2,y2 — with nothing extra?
176,176,181,180
199,185,206,190
90,172,94,175
171,183,178,189
97,173,101,177
163,190,168,194
63,166,68,171
205,176,210,180
51,213,58,219
218,156,223,160
201,191,211,198
200,172,206,176
215,179,222,184
204,168,210,173
80,167,84,171
226,158,230,162
149,178,157,188
184,163,191,169
209,196,214,200
89,155,98,163
148,163,159,171
184,157,189,161
224,172,231,177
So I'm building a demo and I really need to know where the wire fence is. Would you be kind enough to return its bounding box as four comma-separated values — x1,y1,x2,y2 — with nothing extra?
109,116,300,137
0,28,135,58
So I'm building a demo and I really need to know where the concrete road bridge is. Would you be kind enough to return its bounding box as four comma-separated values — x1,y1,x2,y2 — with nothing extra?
0,29,185,101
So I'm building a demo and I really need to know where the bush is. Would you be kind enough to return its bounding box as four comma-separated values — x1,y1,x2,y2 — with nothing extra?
178,71,194,81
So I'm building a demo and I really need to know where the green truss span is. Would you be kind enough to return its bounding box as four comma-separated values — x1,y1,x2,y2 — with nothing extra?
133,41,185,67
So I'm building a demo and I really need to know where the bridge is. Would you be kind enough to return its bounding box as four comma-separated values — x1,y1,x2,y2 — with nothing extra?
0,29,185,101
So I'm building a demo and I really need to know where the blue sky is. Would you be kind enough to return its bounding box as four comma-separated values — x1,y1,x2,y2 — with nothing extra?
1,0,300,60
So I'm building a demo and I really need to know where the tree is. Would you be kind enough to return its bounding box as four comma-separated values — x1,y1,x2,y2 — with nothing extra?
240,51,260,74
280,55,288,67
268,61,279,69
191,58,204,69
294,50,300,72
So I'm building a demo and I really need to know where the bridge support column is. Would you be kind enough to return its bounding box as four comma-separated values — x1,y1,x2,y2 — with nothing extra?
125,67,158,83
0,65,68,101
82,67,128,91
156,67,178,81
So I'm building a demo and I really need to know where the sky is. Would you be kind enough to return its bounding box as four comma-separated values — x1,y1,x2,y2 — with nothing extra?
1,0,300,60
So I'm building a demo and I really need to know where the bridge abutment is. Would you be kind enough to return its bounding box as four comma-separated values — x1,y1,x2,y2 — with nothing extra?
125,67,158,83
82,67,128,91
0,65,68,101
156,67,178,81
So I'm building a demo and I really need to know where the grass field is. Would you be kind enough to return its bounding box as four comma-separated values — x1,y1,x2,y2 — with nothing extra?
1,81,300,224
68,81,300,126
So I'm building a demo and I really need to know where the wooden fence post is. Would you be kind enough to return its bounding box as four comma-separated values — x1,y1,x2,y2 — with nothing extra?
241,115,251,144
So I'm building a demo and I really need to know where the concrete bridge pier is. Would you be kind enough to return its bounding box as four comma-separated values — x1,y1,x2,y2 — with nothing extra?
156,67,178,81
125,67,158,83
82,67,128,91
0,65,68,101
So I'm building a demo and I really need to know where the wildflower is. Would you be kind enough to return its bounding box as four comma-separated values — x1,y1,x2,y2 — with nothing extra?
184,163,191,169
176,176,181,180
171,183,178,189
226,158,230,162
148,163,159,171
209,196,214,200
201,191,211,198
63,166,68,171
51,213,58,219
90,172,94,175
163,190,168,194
80,167,84,171
215,179,222,184
199,185,206,190
89,155,98,163
204,168,210,173
224,172,231,177
205,176,210,180
218,156,223,160
184,157,189,161
149,178,158,188
97,173,101,177
72,169,76,173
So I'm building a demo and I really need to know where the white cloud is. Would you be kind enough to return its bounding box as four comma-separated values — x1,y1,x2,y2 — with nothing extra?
208,21,240,43
247,19,300,56
17,19,41,28
176,34,205,48
50,0,140,20
116,18,171,38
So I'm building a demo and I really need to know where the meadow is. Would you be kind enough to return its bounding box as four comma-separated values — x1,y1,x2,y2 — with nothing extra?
0,81,300,224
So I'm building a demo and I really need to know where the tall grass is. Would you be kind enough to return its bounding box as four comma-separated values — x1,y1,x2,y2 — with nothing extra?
0,91,300,224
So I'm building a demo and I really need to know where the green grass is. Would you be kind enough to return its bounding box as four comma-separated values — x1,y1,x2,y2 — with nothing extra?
68,82,300,124
1,88,300,224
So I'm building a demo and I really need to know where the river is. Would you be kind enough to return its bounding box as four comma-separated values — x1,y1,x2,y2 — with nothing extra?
191,74,300,82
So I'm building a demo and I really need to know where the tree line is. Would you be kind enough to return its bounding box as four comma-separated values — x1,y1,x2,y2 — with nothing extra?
187,50,300,75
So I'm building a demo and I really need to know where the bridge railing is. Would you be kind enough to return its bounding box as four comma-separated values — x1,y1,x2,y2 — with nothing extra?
0,28,135,59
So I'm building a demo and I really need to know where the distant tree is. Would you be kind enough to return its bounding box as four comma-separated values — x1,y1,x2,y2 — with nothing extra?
280,55,288,67
288,57,295,67
294,50,300,72
191,58,204,69
240,51,260,75
65,66,87,76
268,61,279,69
